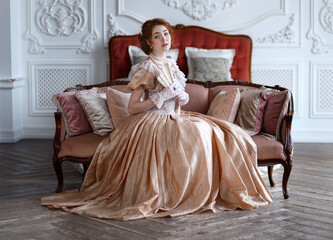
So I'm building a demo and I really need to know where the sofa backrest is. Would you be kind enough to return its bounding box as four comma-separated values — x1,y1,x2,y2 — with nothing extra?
108,25,252,82
182,83,209,114
209,85,257,104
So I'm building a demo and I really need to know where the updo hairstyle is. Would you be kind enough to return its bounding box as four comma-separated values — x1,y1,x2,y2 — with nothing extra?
138,18,174,55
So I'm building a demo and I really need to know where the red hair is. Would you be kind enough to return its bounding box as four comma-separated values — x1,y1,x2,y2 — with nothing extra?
138,18,174,55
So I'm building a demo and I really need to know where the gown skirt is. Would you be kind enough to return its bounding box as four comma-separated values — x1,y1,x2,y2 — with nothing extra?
41,111,272,221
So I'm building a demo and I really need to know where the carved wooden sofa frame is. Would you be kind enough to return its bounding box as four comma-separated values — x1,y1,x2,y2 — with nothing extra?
52,24,294,199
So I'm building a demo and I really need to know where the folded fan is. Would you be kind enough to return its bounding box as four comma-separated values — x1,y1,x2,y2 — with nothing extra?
157,62,175,88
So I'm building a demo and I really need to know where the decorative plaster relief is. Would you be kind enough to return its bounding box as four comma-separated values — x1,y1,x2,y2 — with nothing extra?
118,0,287,32
319,0,333,34
36,0,85,36
306,30,328,54
310,62,333,118
25,0,97,54
29,62,92,115
77,33,98,54
307,0,333,54
256,14,295,44
161,0,239,21
108,14,126,38
25,34,46,54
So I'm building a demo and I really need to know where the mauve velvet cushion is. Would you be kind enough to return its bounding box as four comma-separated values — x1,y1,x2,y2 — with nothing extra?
234,89,268,136
262,90,290,139
53,91,92,138
75,90,114,136
207,88,240,123
106,88,131,128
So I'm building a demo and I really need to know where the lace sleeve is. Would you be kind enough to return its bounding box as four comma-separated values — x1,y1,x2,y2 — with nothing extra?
127,68,156,91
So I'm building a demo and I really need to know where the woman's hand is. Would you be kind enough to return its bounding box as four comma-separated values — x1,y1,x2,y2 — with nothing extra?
150,82,183,109
175,90,189,106
127,86,155,115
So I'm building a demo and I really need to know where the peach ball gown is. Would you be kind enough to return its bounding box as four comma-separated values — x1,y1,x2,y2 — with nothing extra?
41,58,272,221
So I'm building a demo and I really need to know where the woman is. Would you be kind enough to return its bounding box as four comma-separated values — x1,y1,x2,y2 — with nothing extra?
42,18,272,221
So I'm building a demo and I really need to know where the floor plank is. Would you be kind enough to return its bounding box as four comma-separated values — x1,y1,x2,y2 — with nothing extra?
0,140,333,239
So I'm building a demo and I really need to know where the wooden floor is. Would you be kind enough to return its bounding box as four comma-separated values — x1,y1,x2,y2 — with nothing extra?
0,140,332,240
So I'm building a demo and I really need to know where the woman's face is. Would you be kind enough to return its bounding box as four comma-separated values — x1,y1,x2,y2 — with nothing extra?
149,25,171,54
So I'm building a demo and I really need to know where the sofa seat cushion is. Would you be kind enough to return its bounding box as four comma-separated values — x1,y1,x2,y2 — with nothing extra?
58,132,108,158
252,135,286,160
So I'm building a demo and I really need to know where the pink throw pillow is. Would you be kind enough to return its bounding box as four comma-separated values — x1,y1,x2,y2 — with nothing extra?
106,88,131,128
207,88,240,123
262,90,290,139
234,89,269,136
53,91,92,138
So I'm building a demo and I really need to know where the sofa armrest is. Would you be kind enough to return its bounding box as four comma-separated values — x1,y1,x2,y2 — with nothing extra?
279,92,294,159
53,111,63,157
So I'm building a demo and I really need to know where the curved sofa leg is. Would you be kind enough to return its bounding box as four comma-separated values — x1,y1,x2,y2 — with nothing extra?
268,166,275,187
83,163,89,176
53,154,64,193
282,159,292,199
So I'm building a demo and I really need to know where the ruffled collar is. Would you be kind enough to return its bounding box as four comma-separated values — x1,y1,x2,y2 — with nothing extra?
131,58,187,88
131,58,175,76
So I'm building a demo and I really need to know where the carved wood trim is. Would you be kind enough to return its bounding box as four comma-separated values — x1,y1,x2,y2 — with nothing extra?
53,112,62,156
54,79,294,197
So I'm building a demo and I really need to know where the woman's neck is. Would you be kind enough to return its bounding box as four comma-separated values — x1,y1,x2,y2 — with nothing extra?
150,52,166,60
150,52,167,66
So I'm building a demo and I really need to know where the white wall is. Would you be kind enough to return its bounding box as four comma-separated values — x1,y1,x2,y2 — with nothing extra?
0,0,12,79
1,0,332,143
0,0,24,143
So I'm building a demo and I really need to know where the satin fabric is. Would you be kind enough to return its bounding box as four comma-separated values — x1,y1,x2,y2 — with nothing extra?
42,111,272,220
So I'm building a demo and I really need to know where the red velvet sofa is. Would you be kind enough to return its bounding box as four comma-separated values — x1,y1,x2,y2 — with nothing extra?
52,25,294,199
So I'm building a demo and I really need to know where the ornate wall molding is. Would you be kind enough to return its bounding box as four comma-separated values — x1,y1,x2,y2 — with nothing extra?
25,33,46,54
306,30,328,54
36,0,85,36
256,14,295,44
307,0,333,54
108,14,126,38
161,0,239,21
25,0,98,54
118,0,287,32
319,0,333,34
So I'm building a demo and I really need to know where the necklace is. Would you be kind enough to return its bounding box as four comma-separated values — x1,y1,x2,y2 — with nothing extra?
150,53,165,61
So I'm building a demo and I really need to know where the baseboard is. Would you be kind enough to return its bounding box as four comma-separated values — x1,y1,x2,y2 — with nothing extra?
293,128,333,143
23,126,54,140
0,127,24,143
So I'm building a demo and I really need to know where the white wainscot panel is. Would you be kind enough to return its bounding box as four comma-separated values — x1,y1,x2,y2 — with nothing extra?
25,0,98,54
115,0,287,32
251,62,300,118
29,61,93,116
310,62,333,118
307,0,333,54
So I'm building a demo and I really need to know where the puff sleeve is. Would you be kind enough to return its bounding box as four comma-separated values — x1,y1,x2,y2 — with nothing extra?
127,68,156,91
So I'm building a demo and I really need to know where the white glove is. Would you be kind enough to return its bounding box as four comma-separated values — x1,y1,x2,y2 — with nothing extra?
150,81,183,109
176,90,189,106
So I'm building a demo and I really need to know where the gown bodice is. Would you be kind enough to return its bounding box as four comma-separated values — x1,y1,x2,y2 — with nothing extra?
128,57,186,115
